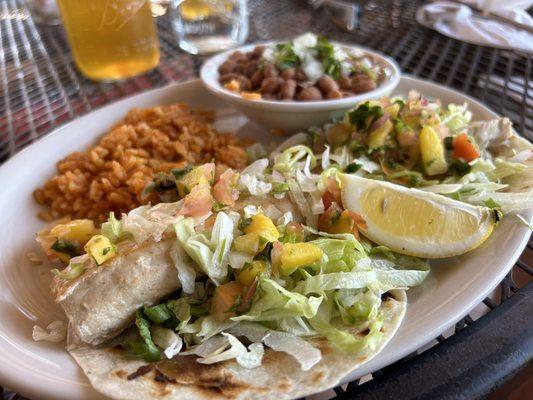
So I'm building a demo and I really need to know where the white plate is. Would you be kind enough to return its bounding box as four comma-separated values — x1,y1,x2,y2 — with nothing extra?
0,77,530,400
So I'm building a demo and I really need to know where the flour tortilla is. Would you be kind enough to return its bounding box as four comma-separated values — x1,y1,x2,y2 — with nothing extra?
69,290,406,400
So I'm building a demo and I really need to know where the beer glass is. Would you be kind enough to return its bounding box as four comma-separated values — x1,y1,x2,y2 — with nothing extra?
57,0,160,81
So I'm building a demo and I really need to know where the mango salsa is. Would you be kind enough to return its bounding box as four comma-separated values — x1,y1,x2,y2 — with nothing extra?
244,214,279,242
368,119,393,150
211,281,244,321
177,164,214,197
50,219,96,245
330,210,354,234
279,243,323,275
84,235,117,265
420,126,448,175
237,261,268,286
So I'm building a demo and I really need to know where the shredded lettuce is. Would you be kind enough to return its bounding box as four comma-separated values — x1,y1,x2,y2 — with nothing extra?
441,103,472,132
101,212,122,243
294,268,428,295
309,298,383,353
51,263,85,280
274,145,317,175
174,212,234,285
128,310,161,362
151,325,183,359
263,331,321,371
232,278,323,322
169,242,196,294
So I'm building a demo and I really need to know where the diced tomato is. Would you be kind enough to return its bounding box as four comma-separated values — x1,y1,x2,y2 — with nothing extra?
179,183,214,218
347,211,368,232
236,279,258,314
321,176,342,210
211,281,244,321
318,202,343,232
321,190,335,210
213,169,239,207
452,133,480,162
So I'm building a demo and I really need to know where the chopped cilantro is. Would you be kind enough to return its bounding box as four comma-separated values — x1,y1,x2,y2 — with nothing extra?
102,247,111,256
449,159,471,175
171,165,193,180
275,42,299,70
345,162,362,173
272,181,289,194
238,217,252,231
348,102,384,131
314,35,341,79
51,240,79,257
484,198,502,210
393,99,405,110
255,242,273,261
444,136,454,151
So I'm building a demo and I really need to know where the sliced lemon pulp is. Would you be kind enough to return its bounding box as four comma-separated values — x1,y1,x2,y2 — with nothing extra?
341,174,496,258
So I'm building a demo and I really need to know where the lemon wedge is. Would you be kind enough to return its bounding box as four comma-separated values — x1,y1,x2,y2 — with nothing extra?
340,174,497,258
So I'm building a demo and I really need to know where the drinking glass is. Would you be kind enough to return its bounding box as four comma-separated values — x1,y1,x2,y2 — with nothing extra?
171,0,249,55
56,0,160,81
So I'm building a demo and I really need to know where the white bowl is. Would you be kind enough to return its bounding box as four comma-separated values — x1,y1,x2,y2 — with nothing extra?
200,42,401,132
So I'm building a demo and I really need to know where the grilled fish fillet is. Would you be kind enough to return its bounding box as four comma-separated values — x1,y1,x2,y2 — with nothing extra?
52,239,181,346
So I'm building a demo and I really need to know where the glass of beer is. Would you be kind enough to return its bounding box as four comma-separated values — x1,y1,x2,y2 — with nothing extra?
57,0,160,81
171,0,248,55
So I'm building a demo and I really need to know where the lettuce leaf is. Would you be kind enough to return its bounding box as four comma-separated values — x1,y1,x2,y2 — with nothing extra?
263,331,321,371
232,278,323,322
295,265,428,295
174,212,234,285
309,298,383,353
151,325,183,359
128,310,161,362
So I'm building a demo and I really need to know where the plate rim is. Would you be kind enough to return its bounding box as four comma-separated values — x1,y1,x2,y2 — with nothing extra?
0,76,530,399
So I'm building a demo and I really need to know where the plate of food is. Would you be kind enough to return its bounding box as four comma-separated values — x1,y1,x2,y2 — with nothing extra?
0,73,531,400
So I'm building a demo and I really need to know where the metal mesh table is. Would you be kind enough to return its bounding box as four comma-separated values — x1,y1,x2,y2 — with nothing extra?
1,1,532,399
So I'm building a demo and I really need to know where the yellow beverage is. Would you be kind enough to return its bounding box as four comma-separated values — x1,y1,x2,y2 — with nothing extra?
179,0,234,21
57,0,160,81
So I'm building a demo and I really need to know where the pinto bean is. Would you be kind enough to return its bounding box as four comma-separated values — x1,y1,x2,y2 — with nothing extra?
218,60,237,75
297,86,323,101
250,70,264,89
234,63,246,74
251,45,265,59
280,68,295,80
261,77,284,94
341,90,355,98
351,74,377,93
326,89,343,99
294,69,308,81
317,76,339,94
280,79,297,100
338,75,352,90
264,63,279,78
229,51,245,60
244,60,258,78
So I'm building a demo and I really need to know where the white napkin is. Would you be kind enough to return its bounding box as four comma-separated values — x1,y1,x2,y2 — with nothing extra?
416,1,533,52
